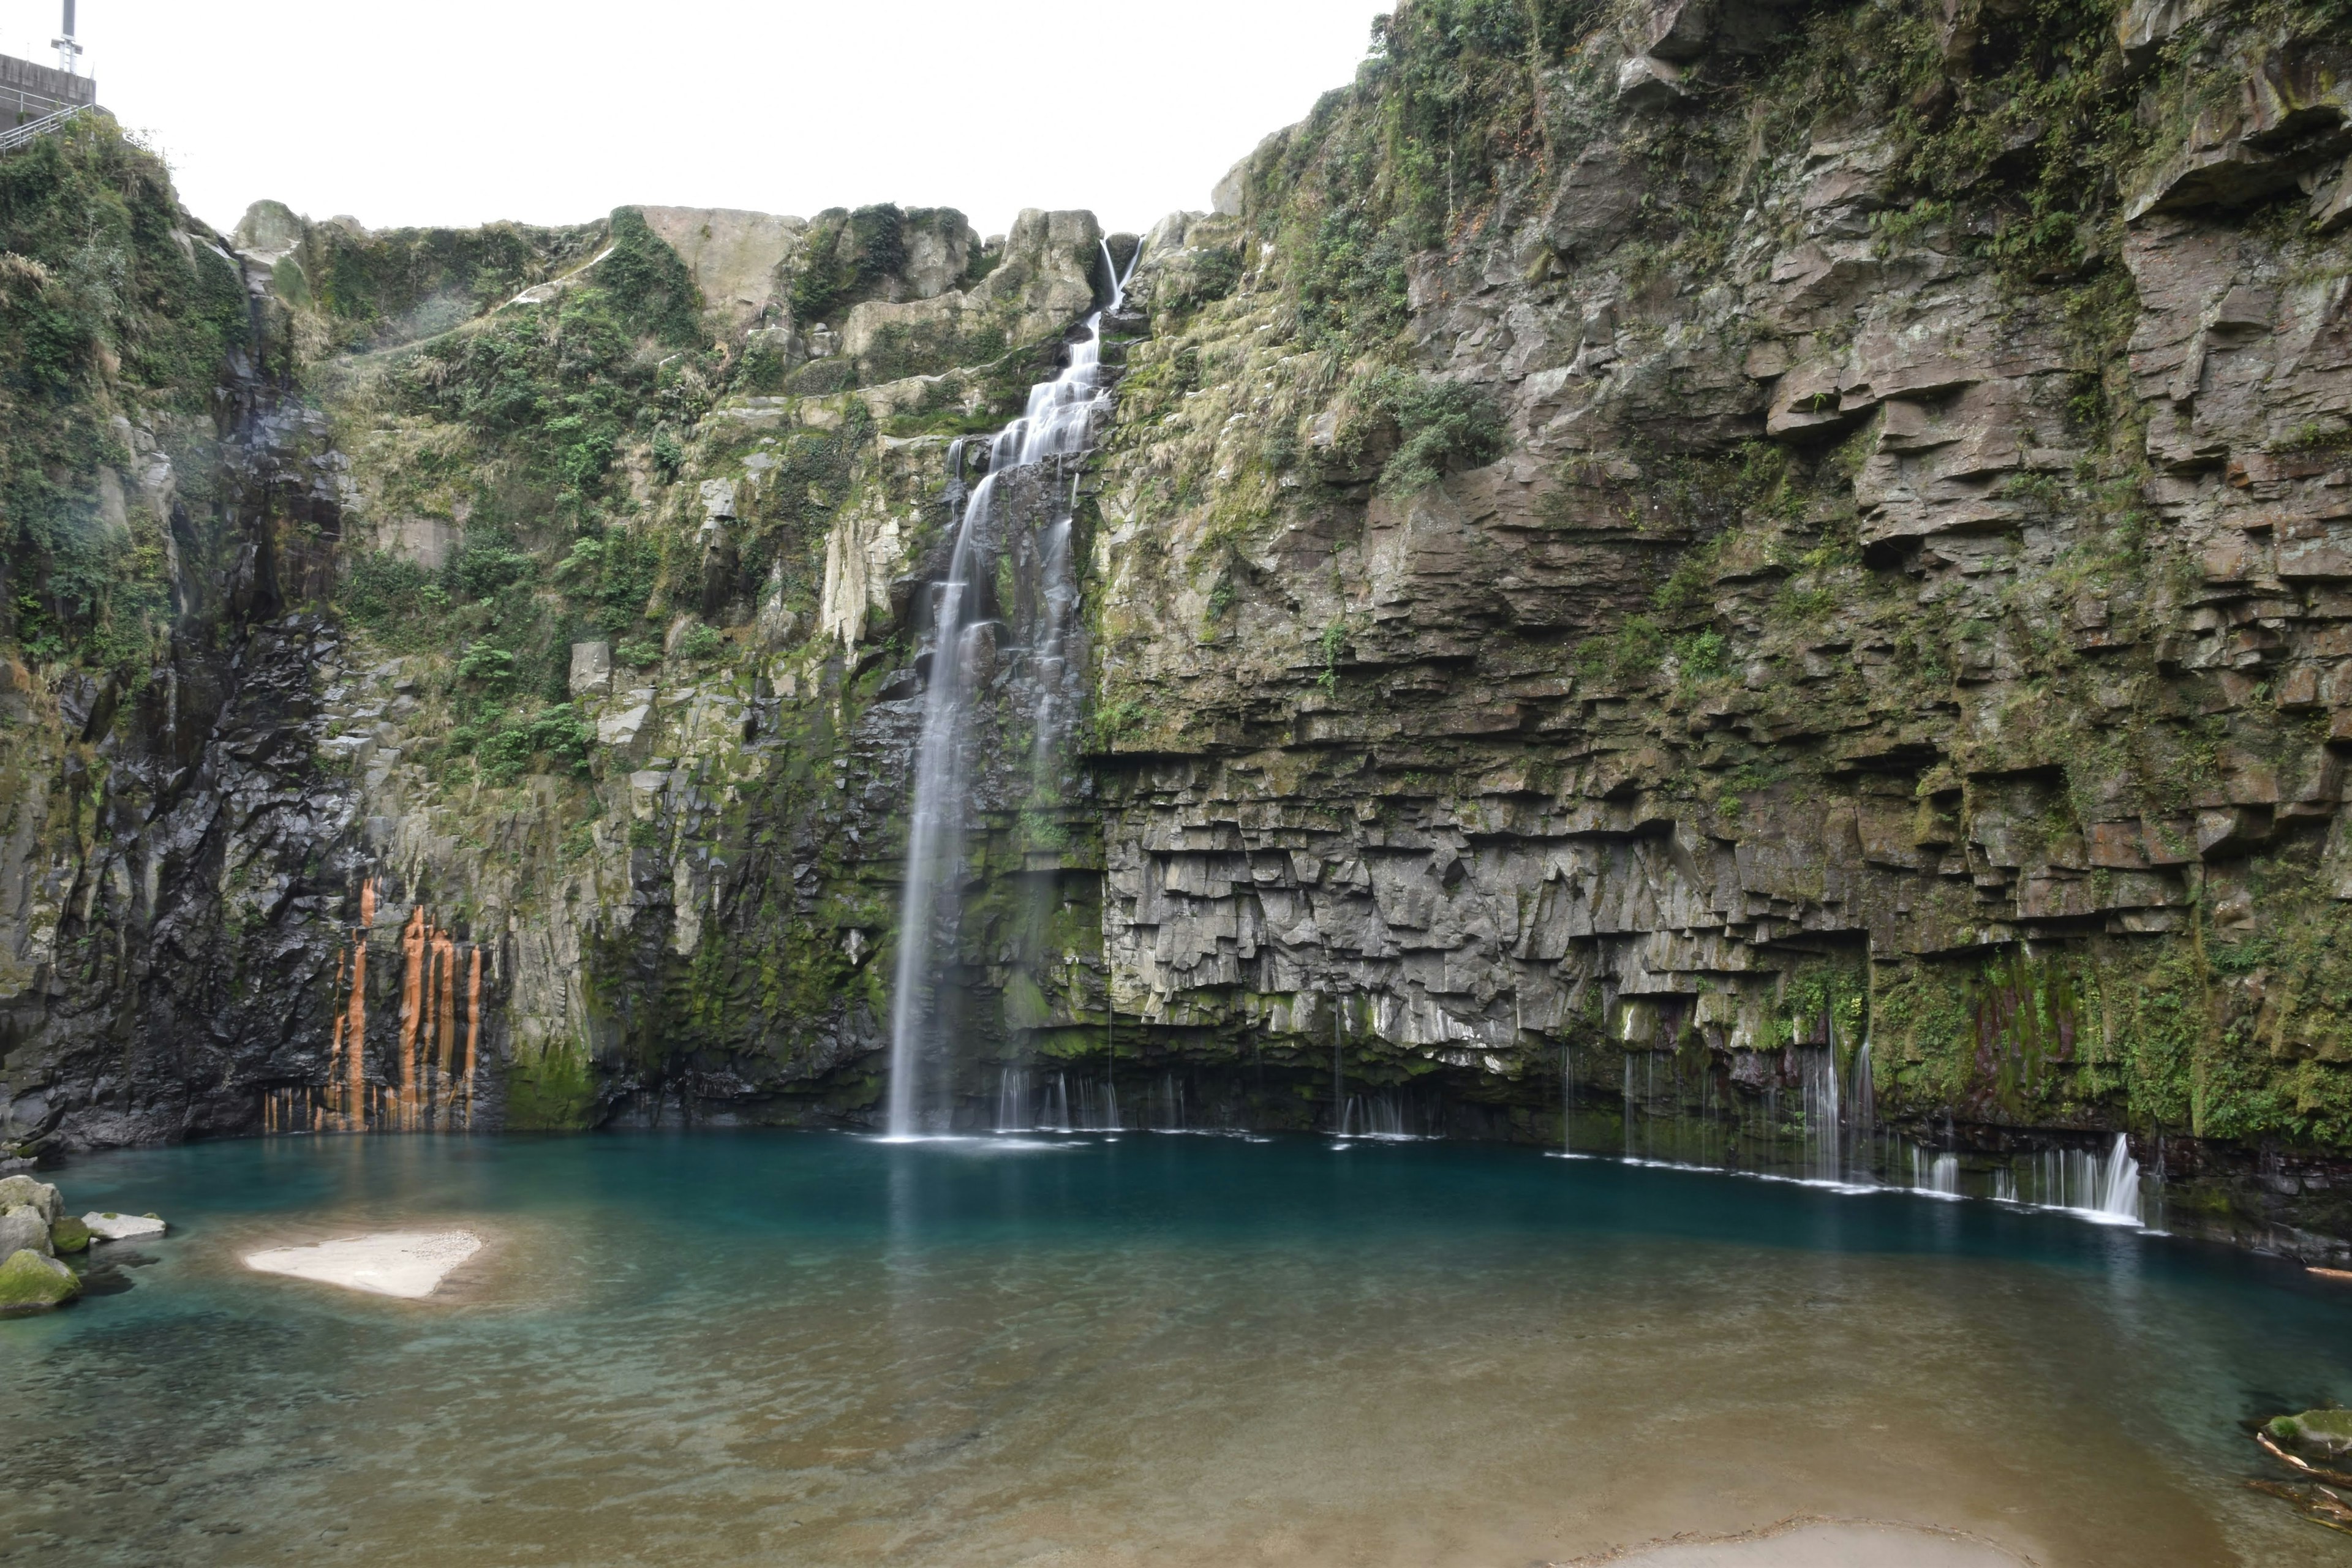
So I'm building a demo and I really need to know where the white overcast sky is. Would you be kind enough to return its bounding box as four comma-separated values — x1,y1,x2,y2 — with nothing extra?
1,1,1390,238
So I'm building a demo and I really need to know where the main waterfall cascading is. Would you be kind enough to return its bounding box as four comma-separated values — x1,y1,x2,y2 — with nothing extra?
884,244,1136,1139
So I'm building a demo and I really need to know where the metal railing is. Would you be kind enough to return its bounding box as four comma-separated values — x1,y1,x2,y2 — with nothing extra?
0,102,89,155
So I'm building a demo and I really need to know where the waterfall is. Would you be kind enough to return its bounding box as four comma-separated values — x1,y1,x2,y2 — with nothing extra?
2096,1133,2143,1223
884,243,1135,1139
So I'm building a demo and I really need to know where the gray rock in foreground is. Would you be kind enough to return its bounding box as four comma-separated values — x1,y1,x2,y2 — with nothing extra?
0,1176,61,1225
0,1248,78,1315
83,1212,167,1242
0,1206,51,1258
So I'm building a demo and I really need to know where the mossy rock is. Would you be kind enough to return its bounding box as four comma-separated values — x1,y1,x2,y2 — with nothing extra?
2269,1409,2352,1454
48,1215,89,1254
0,1247,79,1316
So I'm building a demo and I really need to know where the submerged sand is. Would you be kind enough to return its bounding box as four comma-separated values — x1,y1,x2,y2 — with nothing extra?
1580,1518,2033,1566
242,1230,481,1298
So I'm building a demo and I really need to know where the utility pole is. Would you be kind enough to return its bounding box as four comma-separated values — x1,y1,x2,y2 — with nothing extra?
51,0,83,76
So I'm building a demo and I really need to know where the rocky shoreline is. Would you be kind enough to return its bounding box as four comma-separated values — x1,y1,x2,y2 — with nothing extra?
0,1174,165,1317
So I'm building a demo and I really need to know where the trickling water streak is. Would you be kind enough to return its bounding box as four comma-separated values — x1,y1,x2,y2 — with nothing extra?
1910,1147,1960,1196
1561,1044,1574,1154
1332,1002,1345,1135
887,242,1136,1139
1343,1093,1411,1139
1623,1055,1635,1158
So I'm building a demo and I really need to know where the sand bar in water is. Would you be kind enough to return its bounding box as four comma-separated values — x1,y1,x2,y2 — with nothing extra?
242,1229,481,1298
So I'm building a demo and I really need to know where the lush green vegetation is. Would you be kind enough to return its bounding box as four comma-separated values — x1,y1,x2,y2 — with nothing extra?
0,118,246,677
1274,0,1604,355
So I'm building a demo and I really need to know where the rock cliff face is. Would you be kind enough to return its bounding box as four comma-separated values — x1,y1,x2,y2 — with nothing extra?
5,1,2352,1252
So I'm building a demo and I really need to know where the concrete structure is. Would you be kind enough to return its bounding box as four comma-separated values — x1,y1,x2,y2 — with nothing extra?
1,53,94,127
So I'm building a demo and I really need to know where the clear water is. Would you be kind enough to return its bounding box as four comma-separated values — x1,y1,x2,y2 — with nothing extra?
6,1133,2349,1566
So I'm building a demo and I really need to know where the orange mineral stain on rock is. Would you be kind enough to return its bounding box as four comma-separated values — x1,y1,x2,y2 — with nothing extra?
398,907,428,1130
349,881,376,1123
464,946,482,1126
311,881,485,1133
434,929,457,1082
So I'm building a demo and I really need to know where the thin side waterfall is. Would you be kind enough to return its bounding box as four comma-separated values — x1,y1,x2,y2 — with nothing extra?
1561,1044,1575,1154
1622,1055,1635,1158
1848,1037,1875,1178
885,243,1136,1139
1332,1004,1345,1135
1798,1045,1841,1182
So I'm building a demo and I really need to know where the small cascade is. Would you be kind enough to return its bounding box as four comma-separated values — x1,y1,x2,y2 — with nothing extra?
1847,1038,1876,1178
1798,1045,1842,1182
1041,1072,1123,1133
1340,1093,1414,1140
885,243,1136,1139
1909,1147,1961,1197
995,1067,1031,1134
2001,1135,2144,1223
2096,1133,2144,1223
1148,1073,1188,1132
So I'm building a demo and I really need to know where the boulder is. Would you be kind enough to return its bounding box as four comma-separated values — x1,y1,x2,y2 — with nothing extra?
83,1211,167,1242
0,1248,77,1316
0,1174,62,1224
2269,1408,2352,1457
568,640,613,697
48,1215,89,1253
0,1205,51,1258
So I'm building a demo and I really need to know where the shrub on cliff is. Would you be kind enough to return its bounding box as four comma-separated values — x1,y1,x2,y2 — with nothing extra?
1330,366,1507,492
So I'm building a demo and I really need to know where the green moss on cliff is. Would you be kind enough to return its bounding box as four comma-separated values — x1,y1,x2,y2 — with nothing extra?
0,117,245,676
